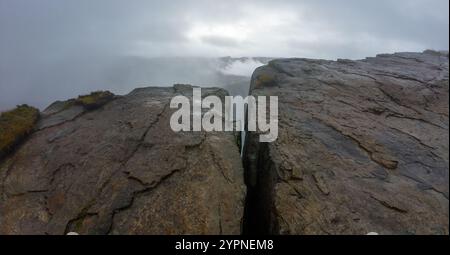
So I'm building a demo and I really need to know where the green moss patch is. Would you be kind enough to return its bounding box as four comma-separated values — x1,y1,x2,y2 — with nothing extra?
75,91,115,110
0,105,40,158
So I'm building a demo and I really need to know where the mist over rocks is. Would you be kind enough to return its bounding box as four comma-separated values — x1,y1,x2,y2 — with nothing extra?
0,57,269,111
243,50,449,235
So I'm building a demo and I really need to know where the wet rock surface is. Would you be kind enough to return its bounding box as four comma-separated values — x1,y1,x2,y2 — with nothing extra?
0,85,246,235
244,51,449,235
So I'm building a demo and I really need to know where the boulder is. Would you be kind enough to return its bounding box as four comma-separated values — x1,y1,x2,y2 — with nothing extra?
0,85,246,235
243,50,449,235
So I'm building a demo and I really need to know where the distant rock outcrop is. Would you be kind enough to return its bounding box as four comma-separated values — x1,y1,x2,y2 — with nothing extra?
243,50,449,235
0,85,246,234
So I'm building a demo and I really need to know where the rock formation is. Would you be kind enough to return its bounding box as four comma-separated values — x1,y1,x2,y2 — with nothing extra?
0,85,246,234
243,50,449,235
0,50,448,235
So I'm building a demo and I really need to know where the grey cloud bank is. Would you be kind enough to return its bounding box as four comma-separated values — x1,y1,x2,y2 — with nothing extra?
0,0,448,110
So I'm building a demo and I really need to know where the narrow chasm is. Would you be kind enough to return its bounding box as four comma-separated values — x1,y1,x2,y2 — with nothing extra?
241,133,276,235
243,181,269,235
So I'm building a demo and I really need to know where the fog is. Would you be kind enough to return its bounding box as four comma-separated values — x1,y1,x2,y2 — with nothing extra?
0,56,263,110
0,0,448,110
221,59,267,77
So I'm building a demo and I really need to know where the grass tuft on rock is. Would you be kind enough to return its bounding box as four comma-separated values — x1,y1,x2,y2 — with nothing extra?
0,105,40,158
75,91,115,110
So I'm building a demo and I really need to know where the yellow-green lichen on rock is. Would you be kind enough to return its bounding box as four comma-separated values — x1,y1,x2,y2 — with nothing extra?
75,91,115,110
0,104,40,158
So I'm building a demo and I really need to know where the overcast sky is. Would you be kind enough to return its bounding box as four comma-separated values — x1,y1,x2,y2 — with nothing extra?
0,0,449,109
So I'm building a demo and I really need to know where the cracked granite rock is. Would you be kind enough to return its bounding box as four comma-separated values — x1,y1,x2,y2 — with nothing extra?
0,85,246,235
243,50,449,235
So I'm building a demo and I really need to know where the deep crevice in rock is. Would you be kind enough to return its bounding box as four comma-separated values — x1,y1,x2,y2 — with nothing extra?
242,140,275,235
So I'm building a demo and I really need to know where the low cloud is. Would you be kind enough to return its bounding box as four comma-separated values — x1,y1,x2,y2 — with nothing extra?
0,0,448,110
201,36,240,48
219,59,265,77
